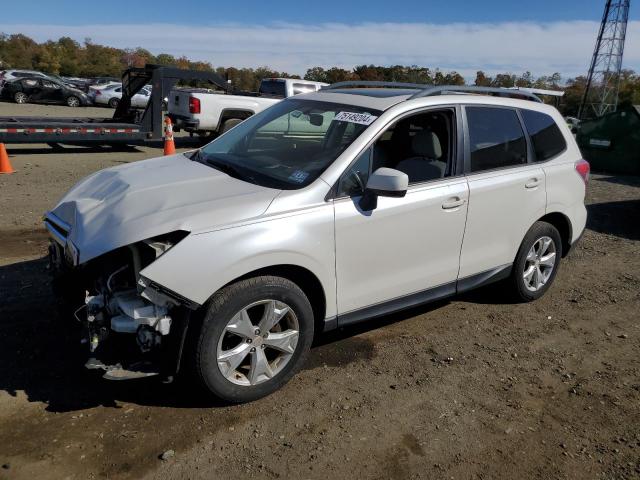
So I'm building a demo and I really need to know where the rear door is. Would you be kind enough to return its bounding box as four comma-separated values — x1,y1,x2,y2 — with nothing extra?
458,105,546,280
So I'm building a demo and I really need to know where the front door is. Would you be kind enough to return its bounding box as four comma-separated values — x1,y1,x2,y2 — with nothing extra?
333,108,468,323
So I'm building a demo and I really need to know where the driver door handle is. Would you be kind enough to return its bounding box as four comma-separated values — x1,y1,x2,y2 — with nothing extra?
525,178,541,189
442,197,466,210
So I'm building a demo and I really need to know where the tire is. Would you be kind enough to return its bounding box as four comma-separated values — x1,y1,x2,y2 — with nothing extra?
193,276,314,403
108,97,119,109
220,118,242,134
509,221,562,302
66,96,80,107
14,92,27,104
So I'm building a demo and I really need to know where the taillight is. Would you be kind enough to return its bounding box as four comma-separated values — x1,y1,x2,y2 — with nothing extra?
189,96,201,114
95,90,101,95
575,159,590,185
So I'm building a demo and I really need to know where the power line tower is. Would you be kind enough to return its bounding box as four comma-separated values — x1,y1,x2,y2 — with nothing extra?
578,0,631,119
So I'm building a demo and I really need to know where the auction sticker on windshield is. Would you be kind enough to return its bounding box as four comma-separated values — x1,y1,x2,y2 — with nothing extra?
334,111,378,126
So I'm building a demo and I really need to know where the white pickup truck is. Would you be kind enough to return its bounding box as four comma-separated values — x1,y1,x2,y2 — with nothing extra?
168,78,328,136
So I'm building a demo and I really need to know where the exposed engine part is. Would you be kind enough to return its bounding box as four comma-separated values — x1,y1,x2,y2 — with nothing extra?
106,265,129,293
74,233,190,362
137,326,162,352
127,244,143,282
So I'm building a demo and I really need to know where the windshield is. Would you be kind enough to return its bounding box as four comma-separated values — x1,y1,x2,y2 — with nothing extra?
198,99,381,190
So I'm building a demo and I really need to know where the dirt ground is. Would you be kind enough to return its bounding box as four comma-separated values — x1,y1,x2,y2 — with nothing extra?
0,104,639,480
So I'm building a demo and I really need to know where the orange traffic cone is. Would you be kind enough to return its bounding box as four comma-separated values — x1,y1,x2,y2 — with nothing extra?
163,117,176,156
0,143,15,174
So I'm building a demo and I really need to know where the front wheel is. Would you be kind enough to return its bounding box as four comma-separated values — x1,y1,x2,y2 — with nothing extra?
509,221,562,302
108,97,119,108
66,96,80,107
194,276,314,403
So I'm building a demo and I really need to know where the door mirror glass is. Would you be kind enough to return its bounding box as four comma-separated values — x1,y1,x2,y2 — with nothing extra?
359,167,408,211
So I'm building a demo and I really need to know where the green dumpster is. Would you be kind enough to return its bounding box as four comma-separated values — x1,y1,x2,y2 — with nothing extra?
576,105,640,175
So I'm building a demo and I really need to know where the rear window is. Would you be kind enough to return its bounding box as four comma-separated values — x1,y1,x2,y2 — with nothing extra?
466,106,527,172
521,109,567,161
259,80,286,98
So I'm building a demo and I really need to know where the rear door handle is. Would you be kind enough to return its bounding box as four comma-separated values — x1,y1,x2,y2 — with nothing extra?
442,197,466,210
525,178,541,189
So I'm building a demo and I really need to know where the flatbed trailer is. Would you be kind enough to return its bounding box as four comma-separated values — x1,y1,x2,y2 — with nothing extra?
0,64,229,145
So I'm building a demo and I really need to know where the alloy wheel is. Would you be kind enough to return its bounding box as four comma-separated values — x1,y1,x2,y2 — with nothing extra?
216,299,299,386
523,236,556,292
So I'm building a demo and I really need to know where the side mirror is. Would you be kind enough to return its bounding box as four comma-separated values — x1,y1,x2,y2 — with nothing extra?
309,113,324,126
359,167,408,211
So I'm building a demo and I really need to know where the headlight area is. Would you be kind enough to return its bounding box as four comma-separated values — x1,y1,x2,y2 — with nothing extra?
77,230,191,381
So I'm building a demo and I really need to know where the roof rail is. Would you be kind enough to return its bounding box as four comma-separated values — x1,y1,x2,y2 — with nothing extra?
322,81,430,90
410,85,543,103
322,81,544,103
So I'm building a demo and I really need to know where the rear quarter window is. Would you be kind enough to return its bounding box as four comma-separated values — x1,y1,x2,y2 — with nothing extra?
520,109,567,161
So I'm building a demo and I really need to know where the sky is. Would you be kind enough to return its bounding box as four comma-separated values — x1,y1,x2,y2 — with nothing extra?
1,0,639,80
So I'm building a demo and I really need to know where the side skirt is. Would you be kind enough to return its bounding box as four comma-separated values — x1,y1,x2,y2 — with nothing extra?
456,264,512,294
328,263,513,330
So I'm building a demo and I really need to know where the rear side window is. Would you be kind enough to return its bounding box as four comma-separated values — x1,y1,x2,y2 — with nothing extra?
259,80,286,98
521,109,567,161
466,106,527,172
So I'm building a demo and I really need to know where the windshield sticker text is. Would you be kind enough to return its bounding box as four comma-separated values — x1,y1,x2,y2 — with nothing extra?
334,111,378,126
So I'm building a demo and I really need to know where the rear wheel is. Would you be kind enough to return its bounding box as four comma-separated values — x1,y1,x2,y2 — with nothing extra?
66,96,80,107
509,221,562,302
108,97,119,108
193,276,314,403
220,118,242,134
14,92,27,104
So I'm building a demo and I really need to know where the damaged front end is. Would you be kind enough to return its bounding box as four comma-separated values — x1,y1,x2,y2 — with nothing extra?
46,212,194,381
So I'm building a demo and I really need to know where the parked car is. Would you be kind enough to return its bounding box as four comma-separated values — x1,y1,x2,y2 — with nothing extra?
168,78,327,136
93,84,151,108
0,70,88,93
45,84,588,403
0,69,50,93
1,77,91,107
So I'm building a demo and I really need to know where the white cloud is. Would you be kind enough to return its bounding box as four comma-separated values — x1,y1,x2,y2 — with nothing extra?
2,20,639,80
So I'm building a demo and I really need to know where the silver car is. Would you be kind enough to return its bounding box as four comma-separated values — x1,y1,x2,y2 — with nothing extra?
93,84,151,108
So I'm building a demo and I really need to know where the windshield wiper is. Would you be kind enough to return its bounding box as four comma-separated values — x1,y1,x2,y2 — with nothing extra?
204,157,247,180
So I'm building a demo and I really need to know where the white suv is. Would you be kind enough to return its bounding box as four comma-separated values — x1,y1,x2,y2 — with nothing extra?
45,83,589,402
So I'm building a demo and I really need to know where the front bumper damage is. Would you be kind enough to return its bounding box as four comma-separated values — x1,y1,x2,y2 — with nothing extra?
46,212,195,381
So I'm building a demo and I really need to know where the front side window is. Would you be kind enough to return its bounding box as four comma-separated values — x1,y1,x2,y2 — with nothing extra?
200,99,381,190
42,81,60,89
373,109,455,185
521,109,567,161
466,106,527,172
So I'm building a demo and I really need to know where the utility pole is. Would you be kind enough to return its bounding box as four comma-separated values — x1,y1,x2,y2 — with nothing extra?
578,0,630,119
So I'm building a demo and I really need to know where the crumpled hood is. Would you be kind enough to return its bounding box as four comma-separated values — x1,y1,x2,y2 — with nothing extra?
48,153,280,264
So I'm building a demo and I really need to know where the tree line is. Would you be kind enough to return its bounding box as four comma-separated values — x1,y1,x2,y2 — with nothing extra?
1,33,639,116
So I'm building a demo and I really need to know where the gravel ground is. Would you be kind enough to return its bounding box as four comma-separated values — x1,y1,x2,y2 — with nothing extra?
0,104,639,480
